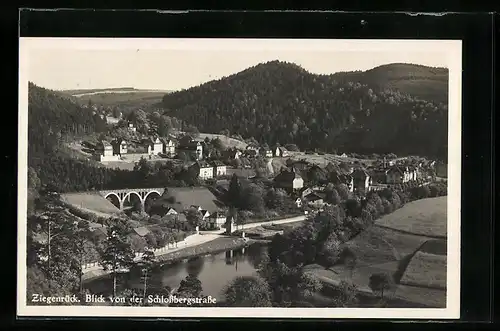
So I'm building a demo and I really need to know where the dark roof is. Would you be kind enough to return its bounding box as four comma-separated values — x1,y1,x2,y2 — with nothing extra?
159,187,222,213
351,168,370,179
133,226,151,237
274,169,303,183
303,191,324,201
387,166,404,175
212,160,226,166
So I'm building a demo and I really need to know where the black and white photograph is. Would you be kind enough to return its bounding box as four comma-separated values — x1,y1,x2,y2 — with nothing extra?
18,38,461,319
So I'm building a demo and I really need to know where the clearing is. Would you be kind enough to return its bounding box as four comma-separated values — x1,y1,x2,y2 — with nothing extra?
399,251,447,290
375,196,447,238
61,192,121,216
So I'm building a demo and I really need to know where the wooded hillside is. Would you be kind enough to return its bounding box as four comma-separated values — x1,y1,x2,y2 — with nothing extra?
161,61,448,159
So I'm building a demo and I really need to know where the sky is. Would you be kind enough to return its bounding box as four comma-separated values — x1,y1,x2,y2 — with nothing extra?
23,38,455,92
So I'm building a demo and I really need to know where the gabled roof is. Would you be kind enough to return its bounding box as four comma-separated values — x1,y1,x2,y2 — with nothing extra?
303,191,324,201
211,160,226,167
387,166,404,175
351,168,370,179
274,169,303,183
133,226,151,237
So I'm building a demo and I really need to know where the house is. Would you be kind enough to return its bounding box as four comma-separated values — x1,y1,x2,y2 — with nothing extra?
128,123,137,132
368,167,389,184
157,187,222,215
351,168,372,195
165,207,178,215
148,137,164,155
259,147,273,158
96,140,114,157
386,166,415,184
160,138,176,157
295,197,303,208
207,211,227,230
111,139,127,155
303,191,326,209
177,136,204,160
274,146,289,157
189,161,214,180
243,149,259,158
212,160,227,177
273,168,304,192
95,140,120,162
223,148,242,160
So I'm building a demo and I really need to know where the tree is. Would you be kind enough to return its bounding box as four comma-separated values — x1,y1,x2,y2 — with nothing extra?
241,183,265,213
342,248,357,280
138,249,157,303
185,207,203,228
335,184,350,201
224,276,272,307
226,174,242,207
368,272,394,300
324,184,341,205
72,220,96,294
259,260,322,306
332,281,358,307
99,222,135,298
176,274,203,298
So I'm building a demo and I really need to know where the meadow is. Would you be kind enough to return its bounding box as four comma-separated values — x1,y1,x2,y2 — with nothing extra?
374,196,447,238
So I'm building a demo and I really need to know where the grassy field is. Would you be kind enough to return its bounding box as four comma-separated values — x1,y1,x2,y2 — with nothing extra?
61,192,121,215
399,251,447,290
305,197,449,308
194,133,248,150
419,239,447,255
375,196,447,238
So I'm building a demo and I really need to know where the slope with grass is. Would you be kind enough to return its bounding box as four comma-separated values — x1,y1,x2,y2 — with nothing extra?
306,195,448,307
374,196,447,238
60,192,122,216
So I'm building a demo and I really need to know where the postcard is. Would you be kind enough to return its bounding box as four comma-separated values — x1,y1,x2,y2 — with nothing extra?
18,38,461,319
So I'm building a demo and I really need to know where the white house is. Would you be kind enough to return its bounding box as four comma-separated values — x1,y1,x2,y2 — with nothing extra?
274,168,304,192
212,160,227,177
274,146,289,157
111,139,127,155
161,138,176,157
190,161,214,180
149,137,164,155
95,140,120,162
128,123,137,132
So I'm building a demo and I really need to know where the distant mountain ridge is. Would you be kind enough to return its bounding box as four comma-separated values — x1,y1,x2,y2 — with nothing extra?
160,60,448,159
330,63,448,103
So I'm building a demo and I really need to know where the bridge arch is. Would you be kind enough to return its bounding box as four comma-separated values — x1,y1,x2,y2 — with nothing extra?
104,192,122,210
144,190,162,214
123,191,143,212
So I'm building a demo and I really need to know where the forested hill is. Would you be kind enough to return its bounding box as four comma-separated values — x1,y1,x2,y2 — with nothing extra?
160,61,448,159
28,83,107,154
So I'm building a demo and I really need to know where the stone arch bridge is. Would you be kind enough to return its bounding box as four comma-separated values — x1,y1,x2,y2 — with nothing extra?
99,188,165,211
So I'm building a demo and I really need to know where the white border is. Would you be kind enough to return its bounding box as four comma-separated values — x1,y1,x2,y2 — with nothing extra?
18,38,462,319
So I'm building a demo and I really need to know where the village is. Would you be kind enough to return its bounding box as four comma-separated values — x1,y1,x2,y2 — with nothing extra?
67,111,448,236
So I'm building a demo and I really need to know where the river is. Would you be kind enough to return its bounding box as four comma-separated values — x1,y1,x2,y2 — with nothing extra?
84,243,267,302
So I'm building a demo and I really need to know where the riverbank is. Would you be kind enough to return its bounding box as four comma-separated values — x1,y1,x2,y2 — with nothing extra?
155,236,257,264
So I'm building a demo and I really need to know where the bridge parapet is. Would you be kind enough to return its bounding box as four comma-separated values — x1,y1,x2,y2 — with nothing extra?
98,187,165,211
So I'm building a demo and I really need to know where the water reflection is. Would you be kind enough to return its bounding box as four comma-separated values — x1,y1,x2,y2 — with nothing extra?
85,243,268,301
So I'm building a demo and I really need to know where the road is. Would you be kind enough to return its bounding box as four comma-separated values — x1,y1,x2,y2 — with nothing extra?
201,214,307,235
